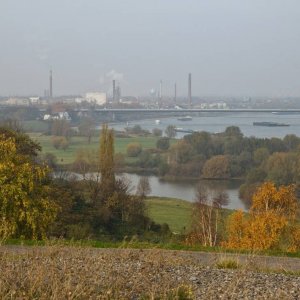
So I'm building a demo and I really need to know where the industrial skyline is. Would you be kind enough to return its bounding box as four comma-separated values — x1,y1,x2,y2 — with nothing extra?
1,1,300,97
6,68,197,100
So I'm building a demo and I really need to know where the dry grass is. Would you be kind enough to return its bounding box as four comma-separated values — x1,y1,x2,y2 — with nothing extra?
216,258,240,270
1,244,300,299
0,245,195,299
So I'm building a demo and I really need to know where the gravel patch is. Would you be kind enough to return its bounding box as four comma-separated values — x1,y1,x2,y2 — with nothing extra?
0,246,299,299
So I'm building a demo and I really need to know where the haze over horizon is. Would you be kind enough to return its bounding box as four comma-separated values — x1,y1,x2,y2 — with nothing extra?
1,0,300,98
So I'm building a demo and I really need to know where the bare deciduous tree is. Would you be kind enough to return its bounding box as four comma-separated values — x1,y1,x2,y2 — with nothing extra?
136,176,151,198
187,184,228,247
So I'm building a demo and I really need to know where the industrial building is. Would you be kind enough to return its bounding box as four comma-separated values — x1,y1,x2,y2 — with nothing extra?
85,92,107,105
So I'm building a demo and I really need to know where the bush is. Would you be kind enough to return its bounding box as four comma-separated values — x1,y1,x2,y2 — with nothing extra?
52,136,63,149
158,161,170,176
239,183,260,208
135,151,161,168
131,125,143,134
168,161,204,177
165,125,176,138
156,137,170,150
60,138,70,151
40,153,58,170
216,259,240,269
127,143,142,157
52,136,69,150
202,155,230,179
72,157,90,175
65,223,93,240
152,128,162,137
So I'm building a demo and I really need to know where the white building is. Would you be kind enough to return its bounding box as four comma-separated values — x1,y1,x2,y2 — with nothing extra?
43,111,71,121
58,112,71,120
29,97,40,105
43,114,52,121
85,92,107,105
75,97,85,104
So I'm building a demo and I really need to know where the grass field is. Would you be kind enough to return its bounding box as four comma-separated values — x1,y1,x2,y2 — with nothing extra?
29,133,160,164
21,120,49,132
146,197,192,233
146,197,235,234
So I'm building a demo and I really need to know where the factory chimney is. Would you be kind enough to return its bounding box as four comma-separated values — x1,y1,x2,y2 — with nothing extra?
159,80,162,108
112,80,116,102
49,69,53,98
188,73,192,108
174,82,177,104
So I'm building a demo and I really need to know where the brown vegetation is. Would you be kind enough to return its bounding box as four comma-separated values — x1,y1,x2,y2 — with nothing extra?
1,245,300,299
224,182,300,251
0,246,195,299
126,142,142,157
202,155,231,179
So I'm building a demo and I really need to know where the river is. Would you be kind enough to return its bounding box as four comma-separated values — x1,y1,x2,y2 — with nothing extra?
108,112,300,138
68,172,246,210
119,173,246,210
102,112,300,210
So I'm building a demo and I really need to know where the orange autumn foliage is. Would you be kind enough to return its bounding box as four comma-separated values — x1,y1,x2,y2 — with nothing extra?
251,182,297,219
224,182,298,251
224,210,247,249
287,226,300,252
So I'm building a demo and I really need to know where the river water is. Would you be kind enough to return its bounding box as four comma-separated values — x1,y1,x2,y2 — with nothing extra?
119,173,246,210
68,172,245,210
109,112,300,138
105,112,300,210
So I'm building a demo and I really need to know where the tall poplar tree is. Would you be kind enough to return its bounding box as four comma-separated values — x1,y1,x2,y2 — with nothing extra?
99,124,115,200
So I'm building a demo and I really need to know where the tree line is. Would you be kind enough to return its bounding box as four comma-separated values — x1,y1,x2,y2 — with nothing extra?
66,124,300,209
0,124,169,241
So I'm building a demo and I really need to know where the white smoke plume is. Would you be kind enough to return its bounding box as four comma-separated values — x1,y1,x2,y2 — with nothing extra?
99,69,124,85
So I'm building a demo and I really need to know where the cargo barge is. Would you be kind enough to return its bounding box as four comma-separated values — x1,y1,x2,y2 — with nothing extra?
253,122,290,127
177,116,193,121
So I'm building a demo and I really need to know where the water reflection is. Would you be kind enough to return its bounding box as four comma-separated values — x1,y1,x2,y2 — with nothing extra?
120,173,246,211
63,172,247,210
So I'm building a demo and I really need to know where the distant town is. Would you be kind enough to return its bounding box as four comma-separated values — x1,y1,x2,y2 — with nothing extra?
1,71,300,124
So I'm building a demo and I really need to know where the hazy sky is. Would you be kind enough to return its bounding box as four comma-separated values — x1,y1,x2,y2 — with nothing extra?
1,0,300,97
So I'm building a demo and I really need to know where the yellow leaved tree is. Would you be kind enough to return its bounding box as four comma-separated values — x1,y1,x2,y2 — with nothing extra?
251,182,297,219
224,182,299,251
0,135,58,240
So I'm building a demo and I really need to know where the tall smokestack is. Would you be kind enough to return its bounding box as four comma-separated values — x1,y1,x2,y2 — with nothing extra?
174,82,177,104
49,69,53,98
159,80,162,108
188,73,192,108
112,80,116,102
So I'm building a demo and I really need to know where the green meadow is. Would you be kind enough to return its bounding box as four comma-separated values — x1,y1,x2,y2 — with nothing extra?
146,197,192,233
29,133,160,164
